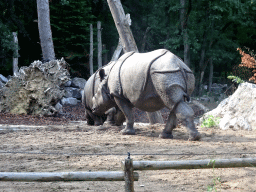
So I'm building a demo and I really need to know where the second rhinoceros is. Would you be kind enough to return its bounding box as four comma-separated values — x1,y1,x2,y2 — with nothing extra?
92,49,200,141
82,61,125,126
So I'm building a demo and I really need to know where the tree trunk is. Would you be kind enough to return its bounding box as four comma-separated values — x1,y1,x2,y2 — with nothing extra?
111,38,123,61
180,0,191,67
97,21,102,69
12,32,18,76
208,57,213,92
141,27,151,53
197,34,207,96
37,0,55,61
102,44,108,65
107,0,163,124
89,24,93,75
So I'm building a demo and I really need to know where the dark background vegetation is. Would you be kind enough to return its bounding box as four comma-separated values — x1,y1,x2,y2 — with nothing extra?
1,0,256,95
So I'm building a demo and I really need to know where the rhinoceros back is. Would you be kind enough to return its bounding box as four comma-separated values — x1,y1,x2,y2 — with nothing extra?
108,49,168,102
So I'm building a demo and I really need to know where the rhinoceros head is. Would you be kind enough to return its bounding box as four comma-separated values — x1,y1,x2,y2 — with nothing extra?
92,69,114,115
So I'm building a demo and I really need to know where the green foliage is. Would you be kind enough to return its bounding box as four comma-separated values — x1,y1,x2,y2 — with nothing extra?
227,75,245,84
50,0,94,57
0,22,17,56
201,115,220,128
207,160,222,192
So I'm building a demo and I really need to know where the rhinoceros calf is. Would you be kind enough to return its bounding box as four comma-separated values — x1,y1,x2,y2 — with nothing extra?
82,61,125,126
92,49,200,141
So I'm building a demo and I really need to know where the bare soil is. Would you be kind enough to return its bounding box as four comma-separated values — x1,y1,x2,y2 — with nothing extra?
0,103,255,192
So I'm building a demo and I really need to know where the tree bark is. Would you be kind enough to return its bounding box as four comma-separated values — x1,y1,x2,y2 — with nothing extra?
97,21,102,69
37,0,55,61
107,0,163,124
12,32,18,76
208,57,213,92
141,27,151,53
89,24,93,75
107,0,138,53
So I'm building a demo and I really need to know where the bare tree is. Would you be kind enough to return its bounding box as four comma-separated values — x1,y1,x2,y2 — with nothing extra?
107,0,164,124
37,0,55,61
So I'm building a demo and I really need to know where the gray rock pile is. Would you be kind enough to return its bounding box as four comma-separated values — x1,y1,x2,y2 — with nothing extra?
201,82,256,130
61,77,86,106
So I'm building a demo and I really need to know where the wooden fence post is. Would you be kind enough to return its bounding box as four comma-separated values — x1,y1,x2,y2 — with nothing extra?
124,153,134,192
12,32,19,76
97,21,102,69
90,24,93,75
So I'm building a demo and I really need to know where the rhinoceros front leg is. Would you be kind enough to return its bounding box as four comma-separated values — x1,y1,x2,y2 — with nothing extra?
85,109,104,126
159,111,176,139
176,101,200,141
114,97,135,135
104,107,116,126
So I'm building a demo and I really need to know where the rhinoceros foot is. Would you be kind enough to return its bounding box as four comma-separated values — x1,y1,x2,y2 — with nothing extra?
159,132,174,139
103,120,116,126
188,133,201,141
121,128,136,135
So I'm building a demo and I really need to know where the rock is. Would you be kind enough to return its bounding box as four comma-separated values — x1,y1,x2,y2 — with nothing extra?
71,77,86,89
0,81,4,89
64,87,82,99
200,97,210,102
64,80,72,87
189,100,209,116
201,82,256,130
0,74,8,83
55,102,63,113
61,97,78,105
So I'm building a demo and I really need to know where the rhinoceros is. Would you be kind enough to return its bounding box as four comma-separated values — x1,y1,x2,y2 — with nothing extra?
82,61,125,126
92,49,200,141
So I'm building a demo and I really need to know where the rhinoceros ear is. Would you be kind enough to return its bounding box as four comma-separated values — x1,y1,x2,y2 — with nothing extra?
99,69,106,81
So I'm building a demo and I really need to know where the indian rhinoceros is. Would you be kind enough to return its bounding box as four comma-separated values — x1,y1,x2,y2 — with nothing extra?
92,49,200,141
82,61,125,126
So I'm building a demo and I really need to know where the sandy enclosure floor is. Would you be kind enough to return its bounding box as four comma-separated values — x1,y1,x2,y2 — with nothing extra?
0,122,255,192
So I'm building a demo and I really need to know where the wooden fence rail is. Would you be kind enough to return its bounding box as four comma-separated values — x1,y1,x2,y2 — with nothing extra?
131,157,256,170
0,171,139,182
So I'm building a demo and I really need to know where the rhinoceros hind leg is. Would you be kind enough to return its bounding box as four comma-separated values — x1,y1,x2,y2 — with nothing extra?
159,111,176,139
175,101,201,141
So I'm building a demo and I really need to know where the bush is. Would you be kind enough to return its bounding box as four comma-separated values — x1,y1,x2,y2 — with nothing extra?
201,115,220,128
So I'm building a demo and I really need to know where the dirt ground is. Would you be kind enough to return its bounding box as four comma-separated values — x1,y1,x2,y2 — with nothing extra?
0,103,255,192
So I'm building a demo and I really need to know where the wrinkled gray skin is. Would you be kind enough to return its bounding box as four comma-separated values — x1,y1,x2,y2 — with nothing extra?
82,61,125,126
92,49,200,141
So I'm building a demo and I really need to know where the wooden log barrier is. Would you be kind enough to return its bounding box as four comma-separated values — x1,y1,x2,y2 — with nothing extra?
0,171,139,182
131,157,256,170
